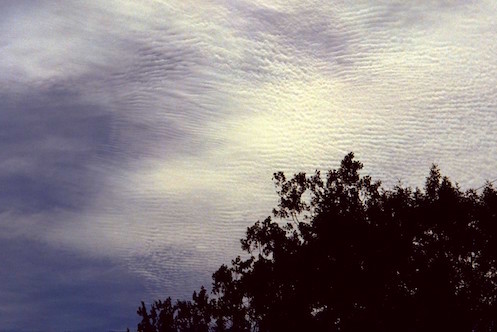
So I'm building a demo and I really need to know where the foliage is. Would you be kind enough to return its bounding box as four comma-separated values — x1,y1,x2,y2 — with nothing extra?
137,153,497,331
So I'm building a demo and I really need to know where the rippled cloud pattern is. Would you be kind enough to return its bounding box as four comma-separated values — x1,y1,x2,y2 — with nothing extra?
1,1,497,330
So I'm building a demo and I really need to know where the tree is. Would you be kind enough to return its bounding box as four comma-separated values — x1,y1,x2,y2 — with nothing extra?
137,153,497,331
175,287,211,332
137,297,175,332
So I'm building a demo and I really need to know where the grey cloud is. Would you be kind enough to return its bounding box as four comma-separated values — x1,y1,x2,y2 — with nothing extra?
0,89,113,214
226,0,478,74
0,237,147,331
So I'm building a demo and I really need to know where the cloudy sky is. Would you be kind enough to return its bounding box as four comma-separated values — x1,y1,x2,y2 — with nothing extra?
2,0,497,330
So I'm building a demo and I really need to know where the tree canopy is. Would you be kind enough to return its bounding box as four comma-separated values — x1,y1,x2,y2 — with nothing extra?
136,153,497,331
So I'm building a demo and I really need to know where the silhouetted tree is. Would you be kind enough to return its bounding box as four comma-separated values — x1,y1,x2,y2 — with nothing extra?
137,153,497,331
137,297,175,332
175,287,211,332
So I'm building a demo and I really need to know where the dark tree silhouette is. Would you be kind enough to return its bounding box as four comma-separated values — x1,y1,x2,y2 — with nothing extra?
137,153,497,331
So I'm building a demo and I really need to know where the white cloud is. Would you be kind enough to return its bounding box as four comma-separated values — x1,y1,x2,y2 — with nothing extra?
3,0,497,304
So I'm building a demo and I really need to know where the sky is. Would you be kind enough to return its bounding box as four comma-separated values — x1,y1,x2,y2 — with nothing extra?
1,0,497,330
